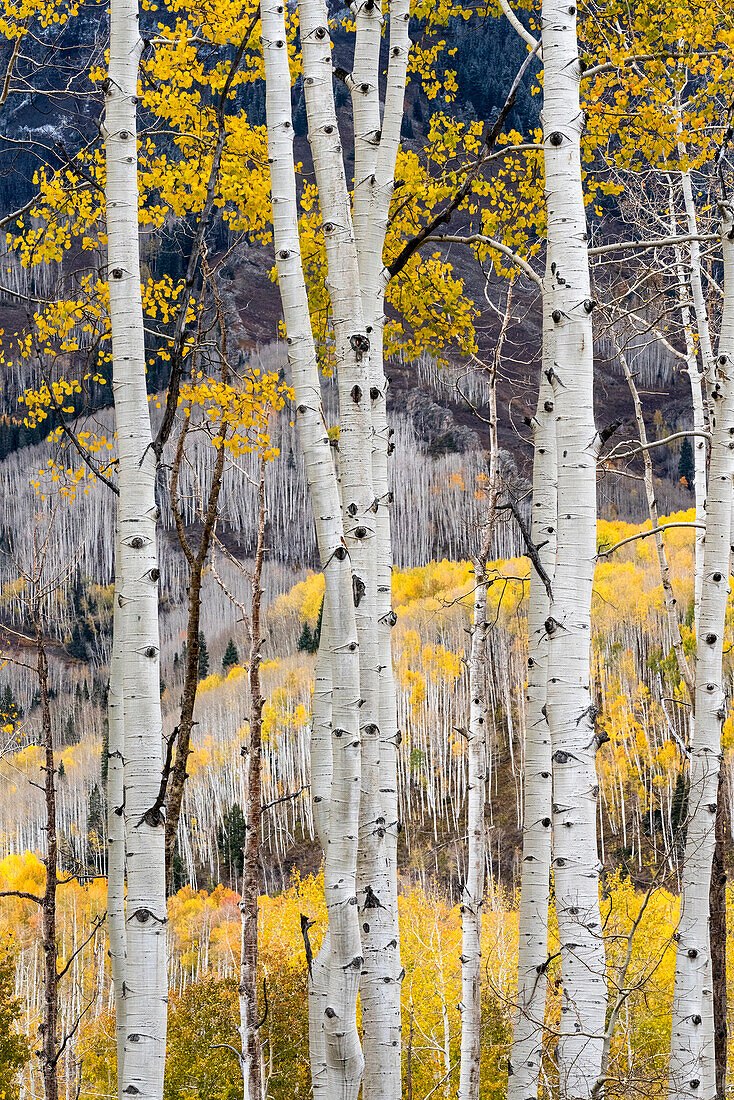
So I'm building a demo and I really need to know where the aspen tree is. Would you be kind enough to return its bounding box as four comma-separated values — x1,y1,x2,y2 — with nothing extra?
458,289,508,1100
106,556,126,1088
457,567,488,1100
263,0,412,1091
541,0,607,1093
508,305,556,1100
345,3,411,1091
103,0,168,1094
669,202,734,1100
261,3,364,1093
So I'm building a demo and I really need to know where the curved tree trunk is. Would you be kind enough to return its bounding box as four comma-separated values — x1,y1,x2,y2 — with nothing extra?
104,1,168,1094
541,1,606,1094
669,203,734,1100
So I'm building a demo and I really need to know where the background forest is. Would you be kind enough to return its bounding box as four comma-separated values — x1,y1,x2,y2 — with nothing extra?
0,0,732,1098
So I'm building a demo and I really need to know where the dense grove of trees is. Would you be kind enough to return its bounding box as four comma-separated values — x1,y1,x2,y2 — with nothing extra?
0,0,732,1099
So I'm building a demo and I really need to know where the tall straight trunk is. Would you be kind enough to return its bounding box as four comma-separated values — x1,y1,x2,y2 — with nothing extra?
349,7,410,1092
615,340,694,698
309,595,333,1098
676,120,716,384
541,1,606,1094
239,457,267,1100
508,305,556,1100
669,202,734,1100
261,6,363,1094
458,290,505,1100
673,153,728,1089
38,633,59,1100
710,769,727,1100
298,2,381,1094
458,570,488,1100
669,192,707,625
104,0,168,1094
106,551,127,1088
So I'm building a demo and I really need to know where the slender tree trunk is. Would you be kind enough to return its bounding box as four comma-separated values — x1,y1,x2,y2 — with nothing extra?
38,632,59,1100
458,569,488,1100
669,191,707,625
615,338,694,698
165,415,228,889
458,289,506,1100
710,769,727,1100
541,2,606,1093
261,6,363,1094
508,304,556,1100
669,203,734,1100
239,456,267,1100
309,593,333,1098
104,0,167,1093
107,548,127,1088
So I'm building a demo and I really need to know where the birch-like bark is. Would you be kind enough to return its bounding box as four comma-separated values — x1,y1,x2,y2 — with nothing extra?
508,305,556,1100
104,1,168,1094
615,338,694,698
309,596,333,1098
348,4,411,1094
298,2,390,1093
676,115,716,384
458,290,506,1100
458,571,488,1100
238,456,267,1100
349,6,411,1091
106,553,127,1089
261,6,363,1094
669,203,734,1100
39,632,59,1100
541,2,606,1093
669,192,707,623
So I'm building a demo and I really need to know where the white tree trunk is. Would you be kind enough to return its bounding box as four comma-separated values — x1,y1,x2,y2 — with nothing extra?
261,6,364,1095
508,306,556,1100
106,551,126,1090
669,202,734,1100
458,570,488,1100
669,192,707,624
541,1,606,1094
104,2,168,1095
615,338,694,698
309,596,333,1098
349,4,411,1095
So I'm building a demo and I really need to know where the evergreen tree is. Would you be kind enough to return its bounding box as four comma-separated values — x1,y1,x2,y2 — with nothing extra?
0,940,30,1100
312,597,323,652
197,631,210,680
217,803,247,880
65,713,78,746
678,435,694,488
222,638,239,671
297,598,323,654
671,771,689,857
297,621,313,652
87,783,106,872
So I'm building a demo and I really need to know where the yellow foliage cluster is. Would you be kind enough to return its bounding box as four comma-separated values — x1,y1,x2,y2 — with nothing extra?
0,856,697,1100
